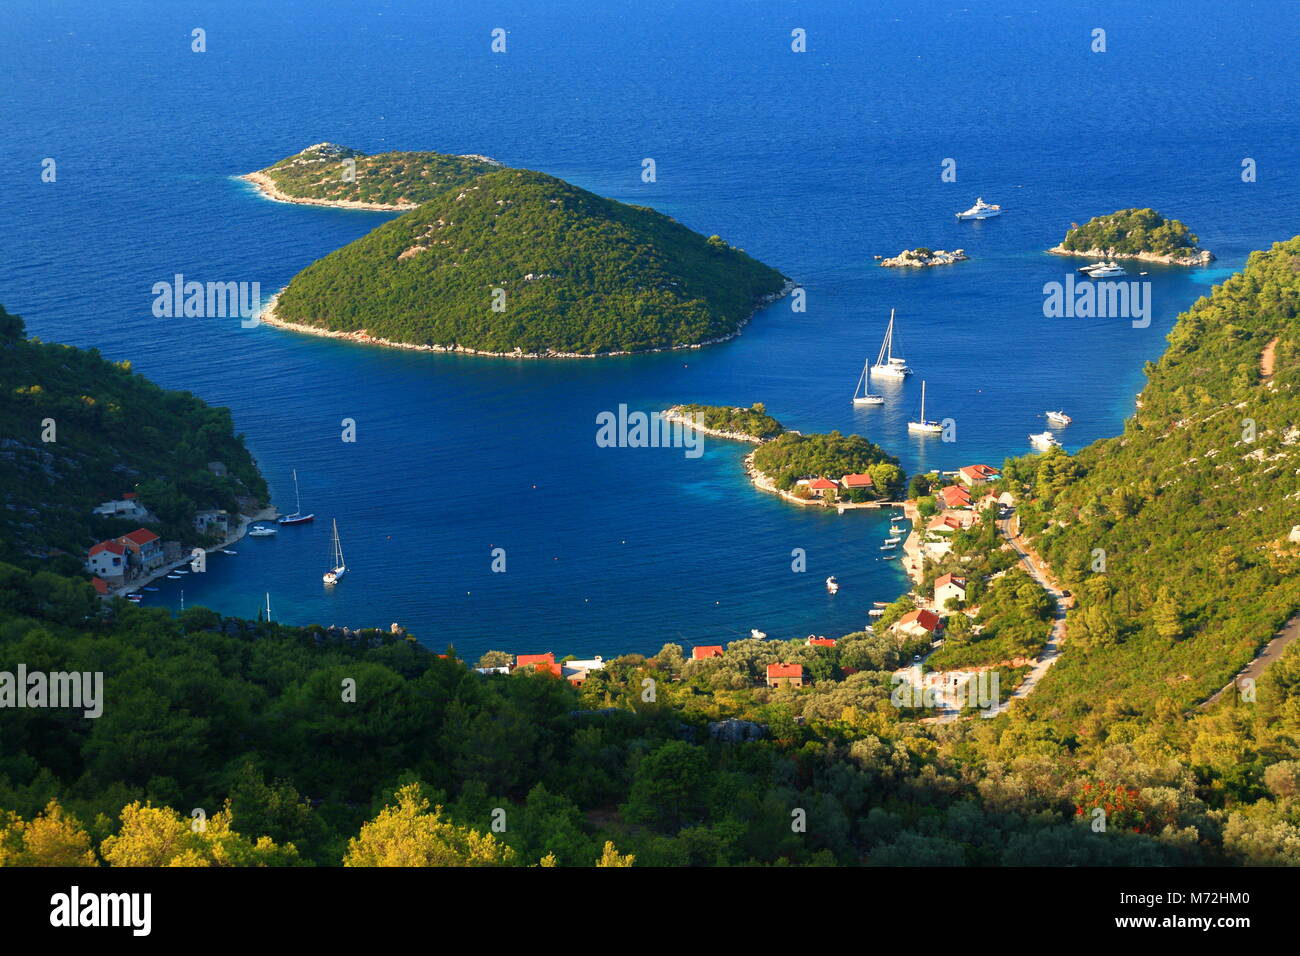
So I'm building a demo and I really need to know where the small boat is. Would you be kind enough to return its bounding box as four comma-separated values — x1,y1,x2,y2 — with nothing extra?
248,524,278,537
880,543,897,551
1029,430,1062,450
1084,261,1126,278
868,609,885,618
174,568,189,574
750,629,767,640
852,356,885,406
1139,271,1149,276
907,380,943,434
143,586,159,592
825,575,840,594
883,536,901,545
873,601,889,607
277,469,316,525
889,524,906,534
871,309,912,379
323,519,347,585
956,197,1002,220
166,573,183,580
1045,410,1072,426
222,549,237,555
882,554,898,561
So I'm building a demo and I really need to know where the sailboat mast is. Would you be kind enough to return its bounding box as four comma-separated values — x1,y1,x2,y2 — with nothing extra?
886,309,895,361
920,380,926,420
293,469,302,514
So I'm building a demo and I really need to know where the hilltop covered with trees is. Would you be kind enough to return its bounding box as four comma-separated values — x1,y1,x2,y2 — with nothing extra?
1051,208,1212,263
753,430,905,499
666,403,784,441
0,306,267,572
245,143,500,208
269,168,788,355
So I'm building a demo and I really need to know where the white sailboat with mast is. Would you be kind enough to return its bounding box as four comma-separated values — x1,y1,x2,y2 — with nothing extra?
852,356,885,405
277,469,315,525
872,309,912,379
907,380,943,434
323,520,346,585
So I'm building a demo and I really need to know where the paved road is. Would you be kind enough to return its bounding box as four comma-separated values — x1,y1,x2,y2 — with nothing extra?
1198,610,1300,710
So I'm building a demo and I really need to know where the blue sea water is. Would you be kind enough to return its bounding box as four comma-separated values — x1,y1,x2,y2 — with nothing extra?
2,0,1298,657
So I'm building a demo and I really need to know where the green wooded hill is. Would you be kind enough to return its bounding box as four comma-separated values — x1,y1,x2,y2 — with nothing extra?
272,168,789,355
0,306,267,572
1007,236,1300,725
753,430,906,499
249,143,500,206
1057,208,1210,259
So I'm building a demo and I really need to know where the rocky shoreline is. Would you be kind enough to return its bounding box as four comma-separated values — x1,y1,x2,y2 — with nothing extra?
255,279,797,360
880,248,968,268
661,407,784,444
1047,244,1214,267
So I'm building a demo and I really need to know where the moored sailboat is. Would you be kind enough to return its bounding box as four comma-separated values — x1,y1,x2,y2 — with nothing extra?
871,309,912,379
907,380,943,434
278,469,315,525
323,519,347,585
853,356,885,405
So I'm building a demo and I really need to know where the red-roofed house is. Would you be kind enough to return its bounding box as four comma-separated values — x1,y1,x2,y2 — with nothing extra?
117,528,164,572
515,652,562,676
958,464,1000,486
807,477,839,498
86,539,126,581
807,636,837,647
934,574,968,607
90,576,109,596
766,662,805,688
840,473,874,490
692,645,724,660
937,485,974,509
896,608,942,639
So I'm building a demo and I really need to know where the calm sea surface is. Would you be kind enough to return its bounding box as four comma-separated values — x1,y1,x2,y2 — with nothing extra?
2,0,1298,656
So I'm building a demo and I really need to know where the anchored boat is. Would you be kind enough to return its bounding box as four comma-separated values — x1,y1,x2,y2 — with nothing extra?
323,519,347,585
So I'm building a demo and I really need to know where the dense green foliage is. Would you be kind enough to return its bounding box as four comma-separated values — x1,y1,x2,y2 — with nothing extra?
0,307,267,571
928,567,1054,669
273,168,788,354
1058,208,1206,259
670,402,783,440
1009,236,1300,725
753,430,905,498
252,143,498,207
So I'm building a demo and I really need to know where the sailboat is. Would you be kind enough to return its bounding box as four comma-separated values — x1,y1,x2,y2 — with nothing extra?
907,380,943,434
852,356,885,405
871,309,912,379
260,592,271,622
323,520,346,585
278,469,315,525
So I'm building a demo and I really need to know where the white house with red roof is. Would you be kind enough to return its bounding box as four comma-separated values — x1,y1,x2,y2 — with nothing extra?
766,662,805,688
86,540,127,582
117,528,164,572
934,574,968,607
937,485,974,509
958,464,1000,487
840,473,874,490
806,477,839,498
895,608,942,639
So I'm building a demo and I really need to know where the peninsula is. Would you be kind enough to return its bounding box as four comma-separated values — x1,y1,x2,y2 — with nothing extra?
662,403,784,443
264,166,790,356
1048,208,1214,265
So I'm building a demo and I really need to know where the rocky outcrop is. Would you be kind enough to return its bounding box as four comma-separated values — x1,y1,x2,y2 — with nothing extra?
1047,245,1214,267
708,718,767,743
881,248,968,268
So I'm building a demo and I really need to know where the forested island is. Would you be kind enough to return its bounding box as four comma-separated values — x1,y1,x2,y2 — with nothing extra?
663,403,784,442
241,142,501,210
751,430,906,501
1048,208,1214,265
0,306,267,573
248,147,791,356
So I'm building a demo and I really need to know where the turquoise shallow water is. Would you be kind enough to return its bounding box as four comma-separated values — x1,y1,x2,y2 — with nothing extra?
2,0,1298,657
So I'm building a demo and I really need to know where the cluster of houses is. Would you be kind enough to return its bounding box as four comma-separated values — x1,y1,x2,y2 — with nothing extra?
795,472,876,498
475,652,607,686
918,464,1012,561
85,527,168,593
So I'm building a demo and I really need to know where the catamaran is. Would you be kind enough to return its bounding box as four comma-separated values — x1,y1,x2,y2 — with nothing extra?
872,309,912,380
956,197,1002,220
278,469,315,525
323,519,347,585
852,356,885,405
907,380,943,434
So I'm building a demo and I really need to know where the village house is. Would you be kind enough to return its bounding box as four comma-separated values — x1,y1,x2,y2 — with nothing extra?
839,473,874,492
514,652,562,676
85,540,127,584
90,577,110,596
806,636,836,647
117,528,165,573
937,485,974,509
692,645,724,660
958,464,1000,487
562,656,605,686
934,573,968,608
193,509,230,536
766,662,805,688
806,477,839,499
895,608,942,639
927,512,974,533
91,492,152,521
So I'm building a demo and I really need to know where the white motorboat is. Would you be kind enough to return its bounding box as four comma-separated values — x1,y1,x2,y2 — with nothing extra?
323,519,347,584
868,608,885,618
1029,430,1062,450
750,628,767,640
248,524,277,537
956,197,1002,220
871,309,912,379
883,536,901,545
889,524,906,534
1084,261,1126,278
825,575,840,594
1045,410,1072,426
907,380,943,434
